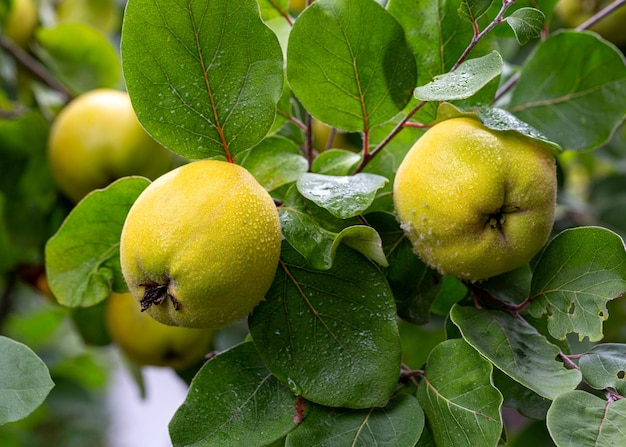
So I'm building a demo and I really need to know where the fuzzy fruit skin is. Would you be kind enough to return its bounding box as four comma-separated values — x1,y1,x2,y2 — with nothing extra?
105,292,212,369
393,117,556,282
120,160,282,329
48,89,172,203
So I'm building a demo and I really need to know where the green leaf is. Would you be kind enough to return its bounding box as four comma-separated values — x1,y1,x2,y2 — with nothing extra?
366,212,442,325
296,173,388,219
311,149,361,176
492,369,551,420
414,51,503,102
527,227,626,342
44,177,149,307
286,0,416,131
0,336,54,425
35,23,121,94
506,7,545,45
416,338,503,447
121,0,284,160
169,342,296,447
547,391,626,447
458,0,493,22
237,136,308,191
279,187,387,269
388,0,496,122
450,305,582,400
436,103,562,154
579,343,626,396
285,394,424,447
258,0,289,21
248,242,401,409
509,31,626,152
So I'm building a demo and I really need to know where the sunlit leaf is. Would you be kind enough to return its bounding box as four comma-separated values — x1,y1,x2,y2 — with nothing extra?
121,0,284,160
0,336,54,425
285,394,424,447
414,51,503,101
509,31,626,152
249,242,401,409
258,0,289,21
287,0,416,131
45,177,149,307
527,227,626,342
169,342,296,447
416,338,503,447
450,305,582,400
547,391,626,446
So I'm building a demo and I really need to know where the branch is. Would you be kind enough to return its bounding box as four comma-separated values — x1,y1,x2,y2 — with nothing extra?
0,35,73,103
576,0,626,32
496,0,626,101
353,0,517,174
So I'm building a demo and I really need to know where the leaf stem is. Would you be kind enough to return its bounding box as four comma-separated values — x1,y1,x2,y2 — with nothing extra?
305,112,315,170
451,0,513,72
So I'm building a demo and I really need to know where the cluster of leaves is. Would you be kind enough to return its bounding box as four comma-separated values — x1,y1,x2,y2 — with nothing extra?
3,0,626,446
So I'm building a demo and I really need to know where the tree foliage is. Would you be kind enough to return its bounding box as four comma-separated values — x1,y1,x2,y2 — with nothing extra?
2,0,626,446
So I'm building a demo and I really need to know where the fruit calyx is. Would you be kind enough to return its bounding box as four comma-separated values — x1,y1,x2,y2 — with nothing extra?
483,205,521,233
139,281,181,311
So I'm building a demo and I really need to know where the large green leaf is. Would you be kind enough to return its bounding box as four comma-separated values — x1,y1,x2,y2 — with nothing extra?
527,227,626,342
416,338,503,447
287,0,416,131
121,0,284,160
387,0,496,121
579,343,626,396
45,177,149,307
509,31,626,152
547,391,626,447
169,342,296,447
285,394,424,447
248,242,401,409
450,305,582,400
366,212,443,325
35,23,121,94
0,336,54,425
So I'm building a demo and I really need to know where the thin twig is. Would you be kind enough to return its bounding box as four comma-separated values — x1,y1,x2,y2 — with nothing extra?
496,0,626,101
0,35,73,103
576,0,626,32
353,0,517,174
